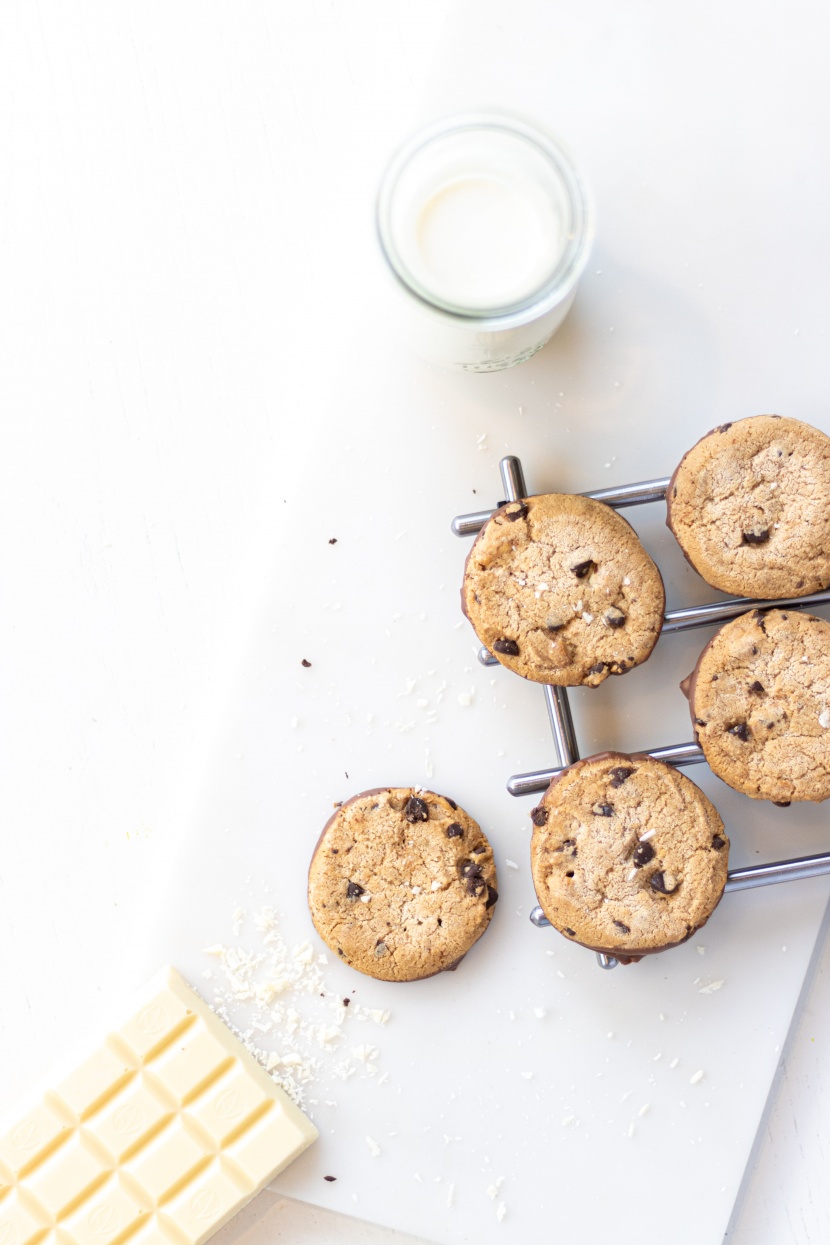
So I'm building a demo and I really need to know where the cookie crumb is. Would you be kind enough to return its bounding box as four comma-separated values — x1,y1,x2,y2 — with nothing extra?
689,1069,705,1085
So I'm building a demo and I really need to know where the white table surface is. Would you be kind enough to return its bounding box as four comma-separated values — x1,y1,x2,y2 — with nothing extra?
3,3,830,1243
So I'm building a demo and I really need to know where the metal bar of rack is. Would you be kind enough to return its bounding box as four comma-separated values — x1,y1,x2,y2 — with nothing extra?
453,455,830,969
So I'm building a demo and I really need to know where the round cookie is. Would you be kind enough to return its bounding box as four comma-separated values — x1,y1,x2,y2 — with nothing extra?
308,787,498,982
666,415,830,598
462,493,665,687
683,608,830,803
529,753,728,962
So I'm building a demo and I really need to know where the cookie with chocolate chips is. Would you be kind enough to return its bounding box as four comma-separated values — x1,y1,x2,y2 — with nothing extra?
529,753,728,962
461,494,665,687
683,608,830,803
308,787,498,981
666,415,830,598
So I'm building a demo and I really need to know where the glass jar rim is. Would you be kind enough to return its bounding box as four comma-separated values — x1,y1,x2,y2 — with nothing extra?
376,112,594,325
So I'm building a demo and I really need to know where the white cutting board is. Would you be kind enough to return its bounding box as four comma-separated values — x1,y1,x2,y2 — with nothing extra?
143,4,830,1242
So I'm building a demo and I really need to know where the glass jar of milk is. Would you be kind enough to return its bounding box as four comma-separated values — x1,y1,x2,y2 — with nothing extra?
376,113,593,372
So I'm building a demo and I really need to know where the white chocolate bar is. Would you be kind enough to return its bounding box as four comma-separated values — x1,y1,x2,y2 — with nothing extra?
0,967,317,1245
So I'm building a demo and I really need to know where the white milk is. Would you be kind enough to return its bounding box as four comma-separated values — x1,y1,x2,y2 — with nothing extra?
377,115,592,372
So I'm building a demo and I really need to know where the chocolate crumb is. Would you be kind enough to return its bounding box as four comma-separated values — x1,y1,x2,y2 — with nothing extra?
493,637,520,656
774,800,792,807
374,941,388,956
609,766,635,788
632,842,655,867
301,658,312,667
404,796,429,822
530,805,549,826
342,998,350,1007
446,822,464,838
571,559,597,579
328,538,338,545
324,1175,337,1182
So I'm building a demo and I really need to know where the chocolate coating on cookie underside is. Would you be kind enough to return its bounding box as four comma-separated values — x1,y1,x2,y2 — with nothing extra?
666,415,830,598
529,754,728,961
684,608,830,803
461,494,665,687
308,787,498,982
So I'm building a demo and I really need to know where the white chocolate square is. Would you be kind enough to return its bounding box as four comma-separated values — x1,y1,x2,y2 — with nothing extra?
0,968,317,1245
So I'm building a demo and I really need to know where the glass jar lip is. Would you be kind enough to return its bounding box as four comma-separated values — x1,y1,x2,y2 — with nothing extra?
376,111,594,325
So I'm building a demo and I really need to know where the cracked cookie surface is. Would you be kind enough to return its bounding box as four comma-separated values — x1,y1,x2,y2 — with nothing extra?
461,493,665,687
666,415,830,598
308,787,498,981
684,608,830,803
529,753,728,962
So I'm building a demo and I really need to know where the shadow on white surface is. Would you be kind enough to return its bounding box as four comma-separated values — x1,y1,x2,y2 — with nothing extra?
214,1191,433,1245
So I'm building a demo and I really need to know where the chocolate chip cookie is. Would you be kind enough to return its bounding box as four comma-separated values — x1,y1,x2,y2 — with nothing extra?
683,607,830,803
529,753,728,962
461,493,665,687
666,415,830,598
308,787,498,981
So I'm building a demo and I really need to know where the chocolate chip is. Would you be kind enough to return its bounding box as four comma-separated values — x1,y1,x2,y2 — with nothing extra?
695,717,707,727
749,681,765,695
504,501,529,521
604,606,626,629
565,870,574,878
342,998,350,1006
609,766,635,788
711,835,726,851
727,722,750,741
592,802,614,817
588,661,608,676
742,527,770,545
472,843,487,854
774,800,791,807
650,871,678,894
715,422,733,433
632,842,655,867
571,559,597,579
485,885,499,909
446,822,464,838
459,860,486,896
301,658,312,667
446,797,458,809
493,638,520,656
564,927,576,936
404,796,429,822
753,610,768,633
530,805,549,826
613,920,631,933
546,618,566,632
374,941,388,956
346,881,365,899
324,1175,337,1182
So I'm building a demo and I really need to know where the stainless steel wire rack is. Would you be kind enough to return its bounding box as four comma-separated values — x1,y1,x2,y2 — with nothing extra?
453,454,830,968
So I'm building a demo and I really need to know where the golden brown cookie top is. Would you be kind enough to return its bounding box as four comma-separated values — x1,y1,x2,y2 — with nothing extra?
308,787,498,982
684,608,830,803
667,415,830,598
529,754,728,961
462,493,665,687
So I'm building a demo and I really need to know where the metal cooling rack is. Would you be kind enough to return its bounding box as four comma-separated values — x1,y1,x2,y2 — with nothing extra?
453,454,830,968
